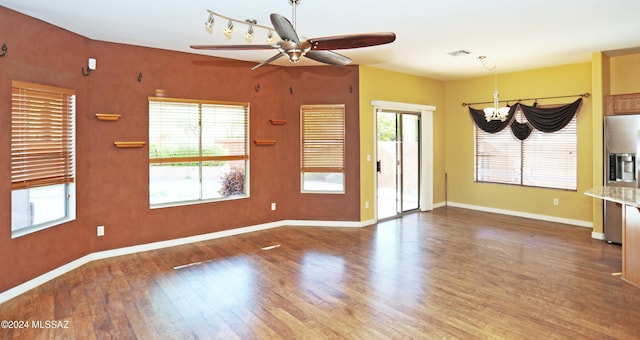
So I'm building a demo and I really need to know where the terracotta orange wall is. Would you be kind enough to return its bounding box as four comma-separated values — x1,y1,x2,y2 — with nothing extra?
0,7,360,293
281,67,361,221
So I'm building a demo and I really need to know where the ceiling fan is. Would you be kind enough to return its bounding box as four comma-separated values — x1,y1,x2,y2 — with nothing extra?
190,0,396,70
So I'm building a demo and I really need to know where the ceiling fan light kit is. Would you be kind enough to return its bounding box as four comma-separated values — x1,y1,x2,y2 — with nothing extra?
191,0,396,69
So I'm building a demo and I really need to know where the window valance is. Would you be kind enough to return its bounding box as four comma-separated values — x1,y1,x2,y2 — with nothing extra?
468,98,583,140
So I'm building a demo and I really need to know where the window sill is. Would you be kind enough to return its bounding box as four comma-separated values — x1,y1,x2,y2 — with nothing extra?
150,194,250,210
11,217,75,239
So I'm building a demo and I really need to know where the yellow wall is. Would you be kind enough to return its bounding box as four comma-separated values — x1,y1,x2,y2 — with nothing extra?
444,62,594,223
590,52,609,234
610,53,640,94
359,55,637,229
358,66,445,221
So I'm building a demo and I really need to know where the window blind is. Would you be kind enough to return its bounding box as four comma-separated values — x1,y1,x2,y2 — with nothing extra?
148,97,249,164
475,127,522,185
522,114,577,189
11,81,75,190
475,107,577,190
301,104,345,173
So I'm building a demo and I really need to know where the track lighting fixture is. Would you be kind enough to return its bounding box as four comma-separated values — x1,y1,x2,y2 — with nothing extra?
201,10,277,44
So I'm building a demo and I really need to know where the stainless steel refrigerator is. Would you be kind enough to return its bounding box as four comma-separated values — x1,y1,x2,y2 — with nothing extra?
604,114,640,244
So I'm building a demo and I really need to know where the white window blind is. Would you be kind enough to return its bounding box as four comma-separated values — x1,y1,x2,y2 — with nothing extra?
475,107,577,190
301,104,345,173
149,98,248,164
11,81,76,190
300,104,346,193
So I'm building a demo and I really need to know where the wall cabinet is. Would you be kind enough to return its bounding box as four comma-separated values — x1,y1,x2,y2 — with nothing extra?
607,93,640,115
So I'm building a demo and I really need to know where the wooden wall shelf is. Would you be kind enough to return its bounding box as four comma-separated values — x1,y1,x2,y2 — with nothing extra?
254,139,276,146
114,141,146,148
96,113,122,121
270,119,287,125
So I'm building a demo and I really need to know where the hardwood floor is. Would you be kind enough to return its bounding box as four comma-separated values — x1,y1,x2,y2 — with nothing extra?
1,207,639,339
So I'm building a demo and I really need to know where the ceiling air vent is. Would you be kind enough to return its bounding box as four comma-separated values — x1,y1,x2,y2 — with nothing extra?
448,50,471,57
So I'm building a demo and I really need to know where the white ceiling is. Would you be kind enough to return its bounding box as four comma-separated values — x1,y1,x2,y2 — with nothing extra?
2,0,640,81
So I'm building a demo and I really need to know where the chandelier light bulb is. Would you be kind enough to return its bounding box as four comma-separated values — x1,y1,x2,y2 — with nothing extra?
483,90,509,122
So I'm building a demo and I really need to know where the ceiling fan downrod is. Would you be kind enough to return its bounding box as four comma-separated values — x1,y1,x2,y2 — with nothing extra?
289,0,300,29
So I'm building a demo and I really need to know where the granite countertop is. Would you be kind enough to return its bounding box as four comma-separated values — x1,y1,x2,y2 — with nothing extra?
585,186,640,207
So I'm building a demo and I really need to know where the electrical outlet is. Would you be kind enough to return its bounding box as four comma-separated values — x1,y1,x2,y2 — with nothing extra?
553,198,559,206
271,202,276,211
365,201,370,209
97,225,105,237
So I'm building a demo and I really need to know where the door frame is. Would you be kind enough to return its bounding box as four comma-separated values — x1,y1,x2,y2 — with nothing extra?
371,100,435,221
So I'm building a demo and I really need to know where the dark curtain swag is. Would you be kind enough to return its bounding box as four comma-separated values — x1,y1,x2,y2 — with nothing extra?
469,98,583,140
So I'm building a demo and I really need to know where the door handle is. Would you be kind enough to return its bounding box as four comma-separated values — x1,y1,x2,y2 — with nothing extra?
376,160,381,173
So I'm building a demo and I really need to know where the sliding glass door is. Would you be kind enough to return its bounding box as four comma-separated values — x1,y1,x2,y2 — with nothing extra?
376,111,420,219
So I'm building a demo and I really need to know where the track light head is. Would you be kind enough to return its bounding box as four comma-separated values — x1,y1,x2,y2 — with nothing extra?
245,19,256,40
245,26,254,40
204,13,215,33
224,20,234,36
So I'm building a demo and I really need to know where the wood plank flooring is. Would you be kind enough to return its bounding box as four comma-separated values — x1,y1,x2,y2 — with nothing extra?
1,207,639,339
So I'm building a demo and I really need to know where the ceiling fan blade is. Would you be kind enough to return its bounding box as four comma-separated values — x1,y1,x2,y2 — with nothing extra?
308,32,396,50
305,50,352,66
190,44,276,51
270,13,300,43
251,53,285,70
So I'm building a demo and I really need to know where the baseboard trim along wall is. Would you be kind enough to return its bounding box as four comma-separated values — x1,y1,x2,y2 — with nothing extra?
446,201,593,229
432,201,447,209
0,219,374,304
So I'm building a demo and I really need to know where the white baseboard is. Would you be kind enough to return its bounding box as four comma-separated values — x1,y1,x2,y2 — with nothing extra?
591,232,605,240
446,201,593,228
0,254,95,306
0,219,370,304
90,221,285,261
284,219,373,228
433,201,447,209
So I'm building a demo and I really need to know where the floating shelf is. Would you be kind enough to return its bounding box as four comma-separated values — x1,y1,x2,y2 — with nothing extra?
270,119,287,125
254,139,276,146
95,113,121,121
114,141,146,148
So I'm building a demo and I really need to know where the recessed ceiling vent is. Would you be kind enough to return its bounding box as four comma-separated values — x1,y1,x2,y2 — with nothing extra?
448,50,471,57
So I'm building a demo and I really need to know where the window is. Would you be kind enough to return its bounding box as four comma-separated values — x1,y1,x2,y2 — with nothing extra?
11,81,76,237
301,104,345,193
475,107,577,190
149,97,249,206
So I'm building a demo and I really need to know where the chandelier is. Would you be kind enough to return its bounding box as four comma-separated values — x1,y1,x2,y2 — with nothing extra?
478,56,510,122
